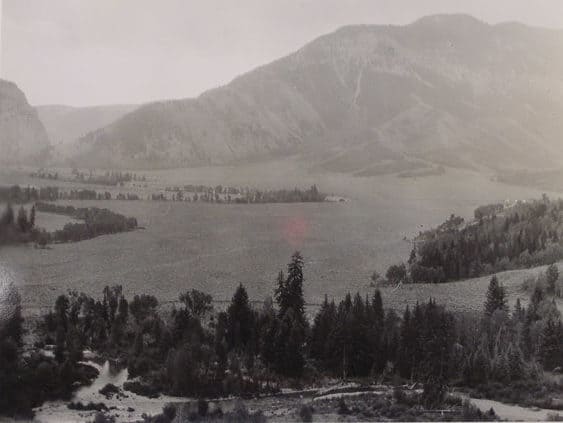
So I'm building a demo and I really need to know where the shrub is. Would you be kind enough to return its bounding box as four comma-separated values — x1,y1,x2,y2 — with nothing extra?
337,398,350,415
68,401,107,411
123,381,160,398
90,413,115,423
99,383,120,399
299,404,314,422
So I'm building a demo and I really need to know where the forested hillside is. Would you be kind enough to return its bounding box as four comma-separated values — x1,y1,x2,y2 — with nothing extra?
404,196,563,283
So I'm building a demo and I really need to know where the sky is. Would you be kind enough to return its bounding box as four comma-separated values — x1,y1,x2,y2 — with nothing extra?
2,0,563,107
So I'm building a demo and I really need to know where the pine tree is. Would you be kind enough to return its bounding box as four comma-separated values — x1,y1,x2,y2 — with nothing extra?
16,206,28,232
512,298,526,322
0,204,14,226
226,284,253,350
372,290,384,325
310,295,336,364
540,319,562,371
527,286,545,322
370,289,386,374
484,276,507,316
546,264,559,294
118,296,129,322
274,270,287,315
274,308,305,377
398,305,415,379
507,344,525,380
285,251,305,323
29,205,36,229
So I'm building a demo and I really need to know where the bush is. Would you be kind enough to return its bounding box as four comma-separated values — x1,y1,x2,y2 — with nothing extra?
421,379,446,409
68,401,107,411
162,403,177,421
90,413,115,423
337,398,350,415
99,383,120,399
123,381,160,398
299,404,314,422
197,399,208,417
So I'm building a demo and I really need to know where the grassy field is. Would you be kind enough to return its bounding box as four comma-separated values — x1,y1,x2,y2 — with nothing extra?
1,161,561,315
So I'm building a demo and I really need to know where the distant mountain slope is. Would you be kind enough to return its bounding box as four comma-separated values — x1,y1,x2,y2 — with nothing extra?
0,80,51,164
36,104,138,146
74,15,563,171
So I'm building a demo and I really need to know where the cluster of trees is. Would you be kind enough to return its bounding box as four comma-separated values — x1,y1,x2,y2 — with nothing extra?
0,288,98,418
35,253,308,400
156,185,326,204
35,202,138,243
30,170,59,180
385,196,563,284
0,185,59,203
0,204,39,245
166,184,241,194
522,263,563,298
69,169,146,186
312,276,562,382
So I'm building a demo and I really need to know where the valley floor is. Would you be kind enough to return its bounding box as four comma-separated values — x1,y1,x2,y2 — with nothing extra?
2,163,561,316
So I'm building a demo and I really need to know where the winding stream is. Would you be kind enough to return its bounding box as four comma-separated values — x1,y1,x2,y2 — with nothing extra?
33,361,186,423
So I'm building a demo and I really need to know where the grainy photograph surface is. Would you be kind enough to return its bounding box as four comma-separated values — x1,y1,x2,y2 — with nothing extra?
1,1,563,422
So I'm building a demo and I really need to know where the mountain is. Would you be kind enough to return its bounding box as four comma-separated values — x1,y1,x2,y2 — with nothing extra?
36,104,138,146
74,15,563,172
0,80,51,165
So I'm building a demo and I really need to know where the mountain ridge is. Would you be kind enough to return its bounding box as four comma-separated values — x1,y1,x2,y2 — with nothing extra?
70,14,563,171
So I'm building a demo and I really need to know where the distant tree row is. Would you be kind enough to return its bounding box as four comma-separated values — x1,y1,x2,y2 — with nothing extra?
0,184,143,203
30,169,147,186
0,185,59,203
158,185,326,204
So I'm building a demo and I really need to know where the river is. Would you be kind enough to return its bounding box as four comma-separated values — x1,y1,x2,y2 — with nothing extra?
33,361,186,423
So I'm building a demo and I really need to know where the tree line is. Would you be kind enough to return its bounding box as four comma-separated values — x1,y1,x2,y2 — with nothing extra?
158,184,325,204
2,183,325,205
0,184,142,203
35,202,138,243
30,169,147,186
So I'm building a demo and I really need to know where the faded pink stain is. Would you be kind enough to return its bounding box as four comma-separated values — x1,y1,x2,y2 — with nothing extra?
281,216,309,247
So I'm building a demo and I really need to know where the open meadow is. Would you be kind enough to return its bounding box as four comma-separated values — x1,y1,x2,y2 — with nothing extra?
1,161,560,315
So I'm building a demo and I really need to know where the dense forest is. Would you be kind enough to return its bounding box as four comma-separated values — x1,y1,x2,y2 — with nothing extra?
384,196,563,284
2,252,562,419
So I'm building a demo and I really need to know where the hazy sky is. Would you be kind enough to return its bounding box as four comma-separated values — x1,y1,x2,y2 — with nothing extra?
2,0,563,107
